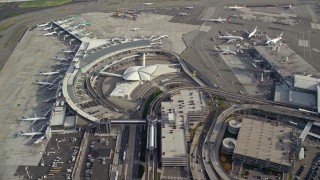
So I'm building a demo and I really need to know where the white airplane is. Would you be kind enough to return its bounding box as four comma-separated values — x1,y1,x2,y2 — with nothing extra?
19,113,47,125
52,75,63,84
281,4,294,10
17,131,43,137
44,25,53,31
39,71,60,76
38,22,50,27
185,6,195,10
53,56,71,62
208,16,231,23
131,27,141,31
34,80,56,87
215,46,237,55
44,32,57,36
218,31,244,43
19,116,47,122
244,26,257,38
61,45,79,54
265,32,283,45
228,5,246,10
33,135,45,145
179,13,190,16
144,3,154,6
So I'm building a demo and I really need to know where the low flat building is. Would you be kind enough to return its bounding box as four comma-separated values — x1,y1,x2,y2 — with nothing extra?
233,118,294,172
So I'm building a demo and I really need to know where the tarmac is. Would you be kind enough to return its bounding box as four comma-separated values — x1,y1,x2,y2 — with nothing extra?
0,26,69,179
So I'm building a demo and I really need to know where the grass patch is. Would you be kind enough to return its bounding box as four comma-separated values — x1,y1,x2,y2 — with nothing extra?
19,0,72,8
142,89,163,119
138,165,145,178
6,10,24,18
157,172,161,180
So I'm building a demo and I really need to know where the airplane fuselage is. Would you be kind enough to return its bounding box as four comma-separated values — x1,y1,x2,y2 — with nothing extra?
219,35,243,41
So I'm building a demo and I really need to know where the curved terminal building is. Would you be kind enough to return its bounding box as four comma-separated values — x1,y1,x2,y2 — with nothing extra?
222,137,237,154
228,119,242,134
49,19,184,125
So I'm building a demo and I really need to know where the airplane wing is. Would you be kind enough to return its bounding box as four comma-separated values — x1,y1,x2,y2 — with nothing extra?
243,29,249,35
230,51,237,55
225,32,232,36
226,39,236,43
265,35,271,41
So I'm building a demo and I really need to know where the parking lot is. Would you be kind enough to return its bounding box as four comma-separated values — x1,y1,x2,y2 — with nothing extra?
293,136,320,180
80,133,116,180
14,132,83,179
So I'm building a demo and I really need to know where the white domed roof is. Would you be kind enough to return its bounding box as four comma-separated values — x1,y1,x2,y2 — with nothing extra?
123,65,158,81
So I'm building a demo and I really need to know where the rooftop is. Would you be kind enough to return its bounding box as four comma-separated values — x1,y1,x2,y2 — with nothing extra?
233,118,293,167
161,124,186,158
294,75,320,91
254,46,320,78
289,90,316,107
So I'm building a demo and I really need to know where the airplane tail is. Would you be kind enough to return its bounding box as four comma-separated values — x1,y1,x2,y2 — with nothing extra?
218,31,223,36
227,16,231,21
243,4,246,8
279,32,283,37
36,80,39,82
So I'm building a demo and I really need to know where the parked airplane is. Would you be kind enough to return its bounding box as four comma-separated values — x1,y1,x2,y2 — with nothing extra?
179,13,190,16
281,4,294,10
44,32,57,36
19,113,47,125
215,46,237,55
33,135,45,145
54,56,72,62
39,71,61,76
34,80,56,87
61,45,79,54
218,31,244,43
185,6,195,10
144,3,154,5
17,131,43,137
44,25,53,31
208,16,231,23
265,32,283,45
131,27,141,31
38,22,50,27
52,75,63,84
243,26,257,38
228,5,246,10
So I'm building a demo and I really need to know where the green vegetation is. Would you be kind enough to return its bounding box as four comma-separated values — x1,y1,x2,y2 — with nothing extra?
0,3,6,8
157,172,161,180
142,89,163,119
138,165,145,178
19,0,72,8
6,10,24,18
